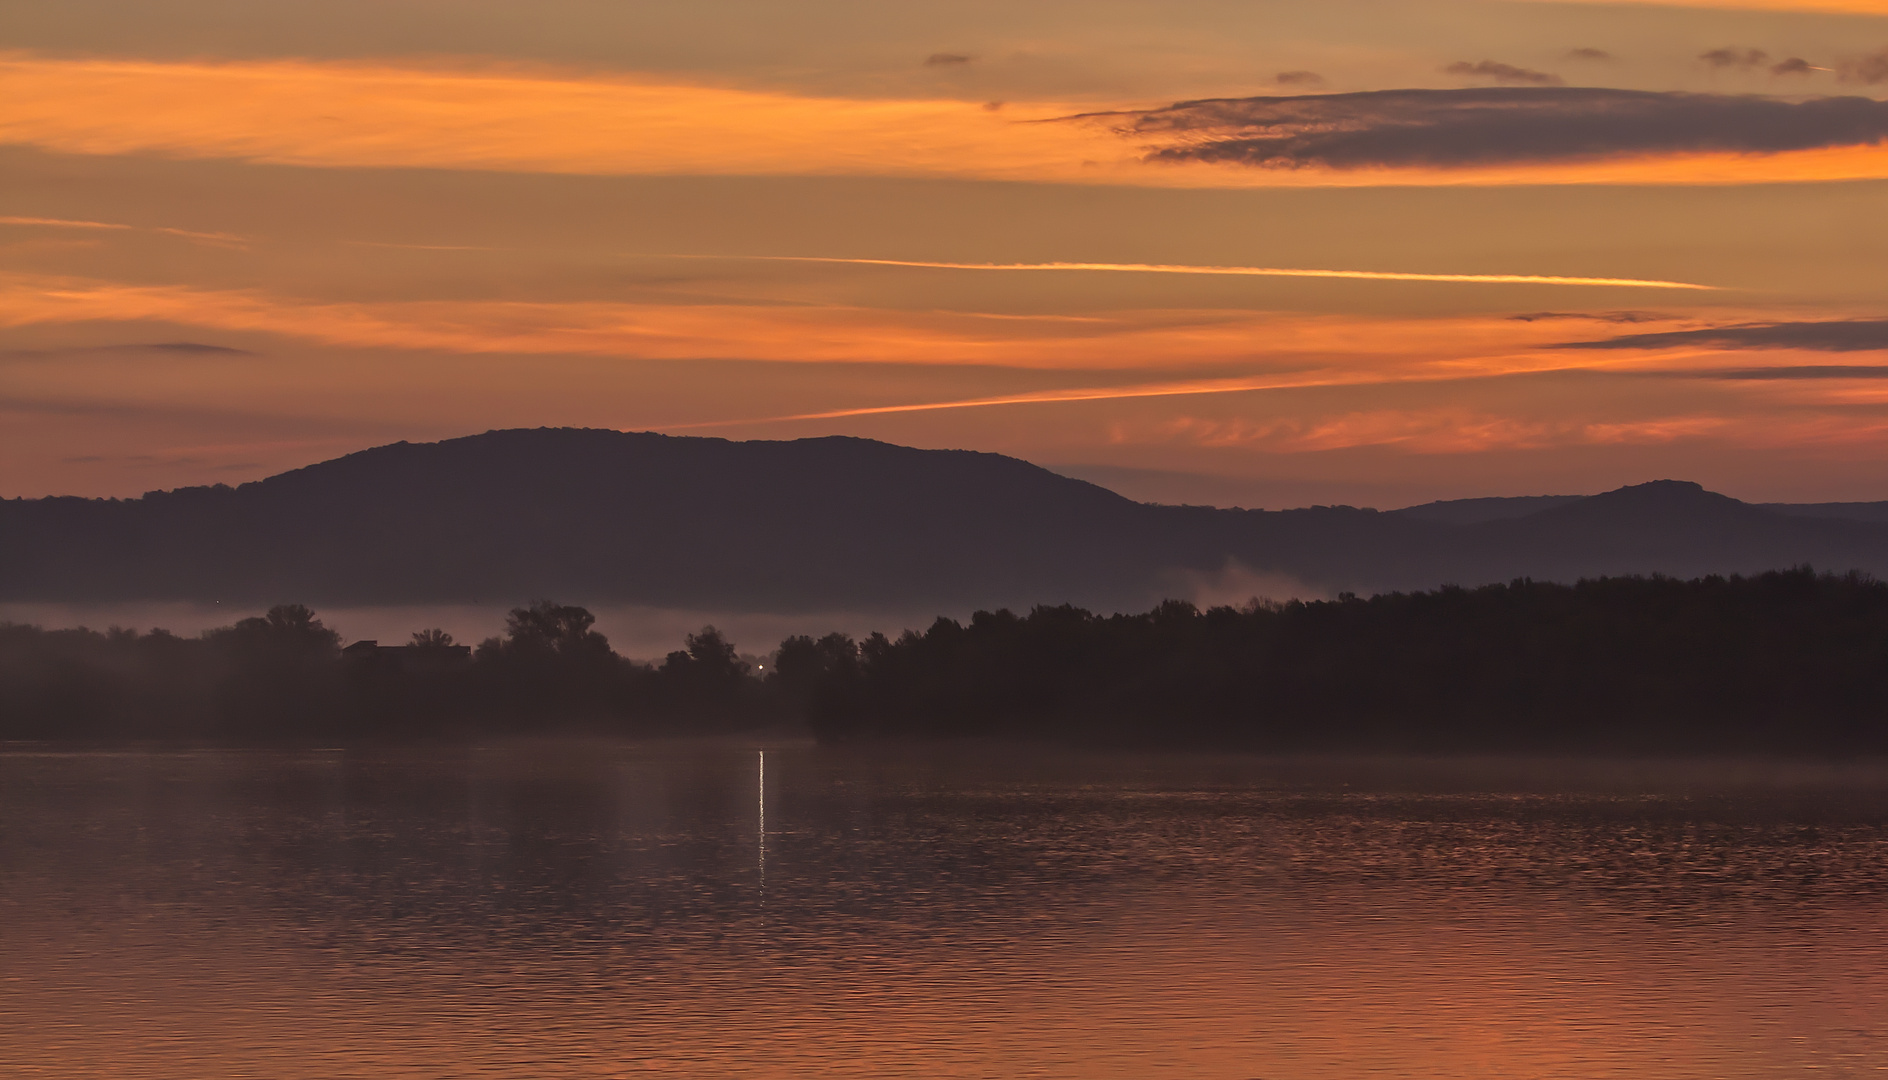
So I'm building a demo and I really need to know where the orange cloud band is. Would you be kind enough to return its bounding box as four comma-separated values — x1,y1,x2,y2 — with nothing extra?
4,56,1888,187
0,55,1124,183
5,274,1874,425
0,272,1683,375
1116,407,1888,455
1129,409,1742,454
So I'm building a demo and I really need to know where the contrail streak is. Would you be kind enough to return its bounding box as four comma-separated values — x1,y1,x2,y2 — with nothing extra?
667,371,1365,429
704,255,1716,291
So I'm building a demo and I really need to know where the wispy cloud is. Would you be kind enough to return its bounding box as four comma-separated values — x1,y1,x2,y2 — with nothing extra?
1130,410,1731,453
0,271,1675,381
1555,318,1888,351
0,272,1559,371
0,55,1125,185
0,341,253,362
342,240,502,252
1771,57,1823,75
1088,87,1888,170
1842,48,1888,84
1687,364,1888,377
666,370,1413,429
1443,61,1563,86
1701,47,1771,69
706,255,1715,290
1509,310,1670,323
0,215,246,246
680,396,1758,454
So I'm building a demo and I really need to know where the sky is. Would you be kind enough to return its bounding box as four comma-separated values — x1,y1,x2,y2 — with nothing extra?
4,0,1888,508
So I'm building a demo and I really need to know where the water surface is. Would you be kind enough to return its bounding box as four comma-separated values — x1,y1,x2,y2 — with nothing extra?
2,744,1886,1078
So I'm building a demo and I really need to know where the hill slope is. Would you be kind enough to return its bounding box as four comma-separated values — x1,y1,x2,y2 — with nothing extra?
5,429,1888,611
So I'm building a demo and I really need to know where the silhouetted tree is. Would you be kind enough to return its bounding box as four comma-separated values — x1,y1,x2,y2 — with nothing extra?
650,626,762,728
484,602,614,662
204,604,344,737
211,604,342,657
468,602,632,727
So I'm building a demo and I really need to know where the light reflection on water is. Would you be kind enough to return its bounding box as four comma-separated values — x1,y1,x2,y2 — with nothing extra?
2,743,1886,1078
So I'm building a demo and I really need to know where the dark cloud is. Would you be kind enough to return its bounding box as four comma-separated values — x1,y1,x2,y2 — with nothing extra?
1554,319,1888,352
1510,311,1668,324
1841,49,1888,85
924,53,974,66
1691,365,1888,379
1702,47,1769,69
1079,87,1888,169
1444,60,1563,86
1567,48,1613,62
1770,57,1818,76
1274,70,1325,87
135,342,253,354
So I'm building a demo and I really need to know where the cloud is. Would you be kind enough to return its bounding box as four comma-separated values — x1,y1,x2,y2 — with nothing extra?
1096,87,1888,169
1690,365,1888,378
7,56,1888,188
134,342,254,354
1,272,1646,390
924,53,974,66
669,373,1374,429
1508,310,1669,323
1274,70,1326,87
1,341,254,360
1702,47,1770,69
1444,60,1564,86
1554,318,1888,351
1842,48,1888,84
0,271,1544,373
1771,58,1820,76
0,215,245,246
0,55,1130,186
1567,48,1613,61
1126,410,1731,454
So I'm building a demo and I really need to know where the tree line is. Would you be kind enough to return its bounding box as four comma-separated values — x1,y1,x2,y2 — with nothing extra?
796,568,1888,753
0,601,770,741
5,569,1888,751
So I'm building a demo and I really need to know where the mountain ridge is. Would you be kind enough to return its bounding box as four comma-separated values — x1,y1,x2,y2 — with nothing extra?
6,428,1888,612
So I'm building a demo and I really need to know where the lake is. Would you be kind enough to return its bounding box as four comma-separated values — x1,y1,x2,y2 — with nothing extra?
2,743,1885,1078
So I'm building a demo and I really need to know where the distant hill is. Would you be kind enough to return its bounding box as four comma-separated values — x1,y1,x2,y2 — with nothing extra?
5,428,1888,612
1391,494,1586,525
1763,500,1888,524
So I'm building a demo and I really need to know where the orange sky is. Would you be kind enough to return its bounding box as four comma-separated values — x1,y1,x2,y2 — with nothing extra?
3,0,1888,504
5,56,1888,188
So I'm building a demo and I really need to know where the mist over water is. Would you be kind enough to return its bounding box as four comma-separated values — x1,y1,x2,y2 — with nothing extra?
3,744,1885,1078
